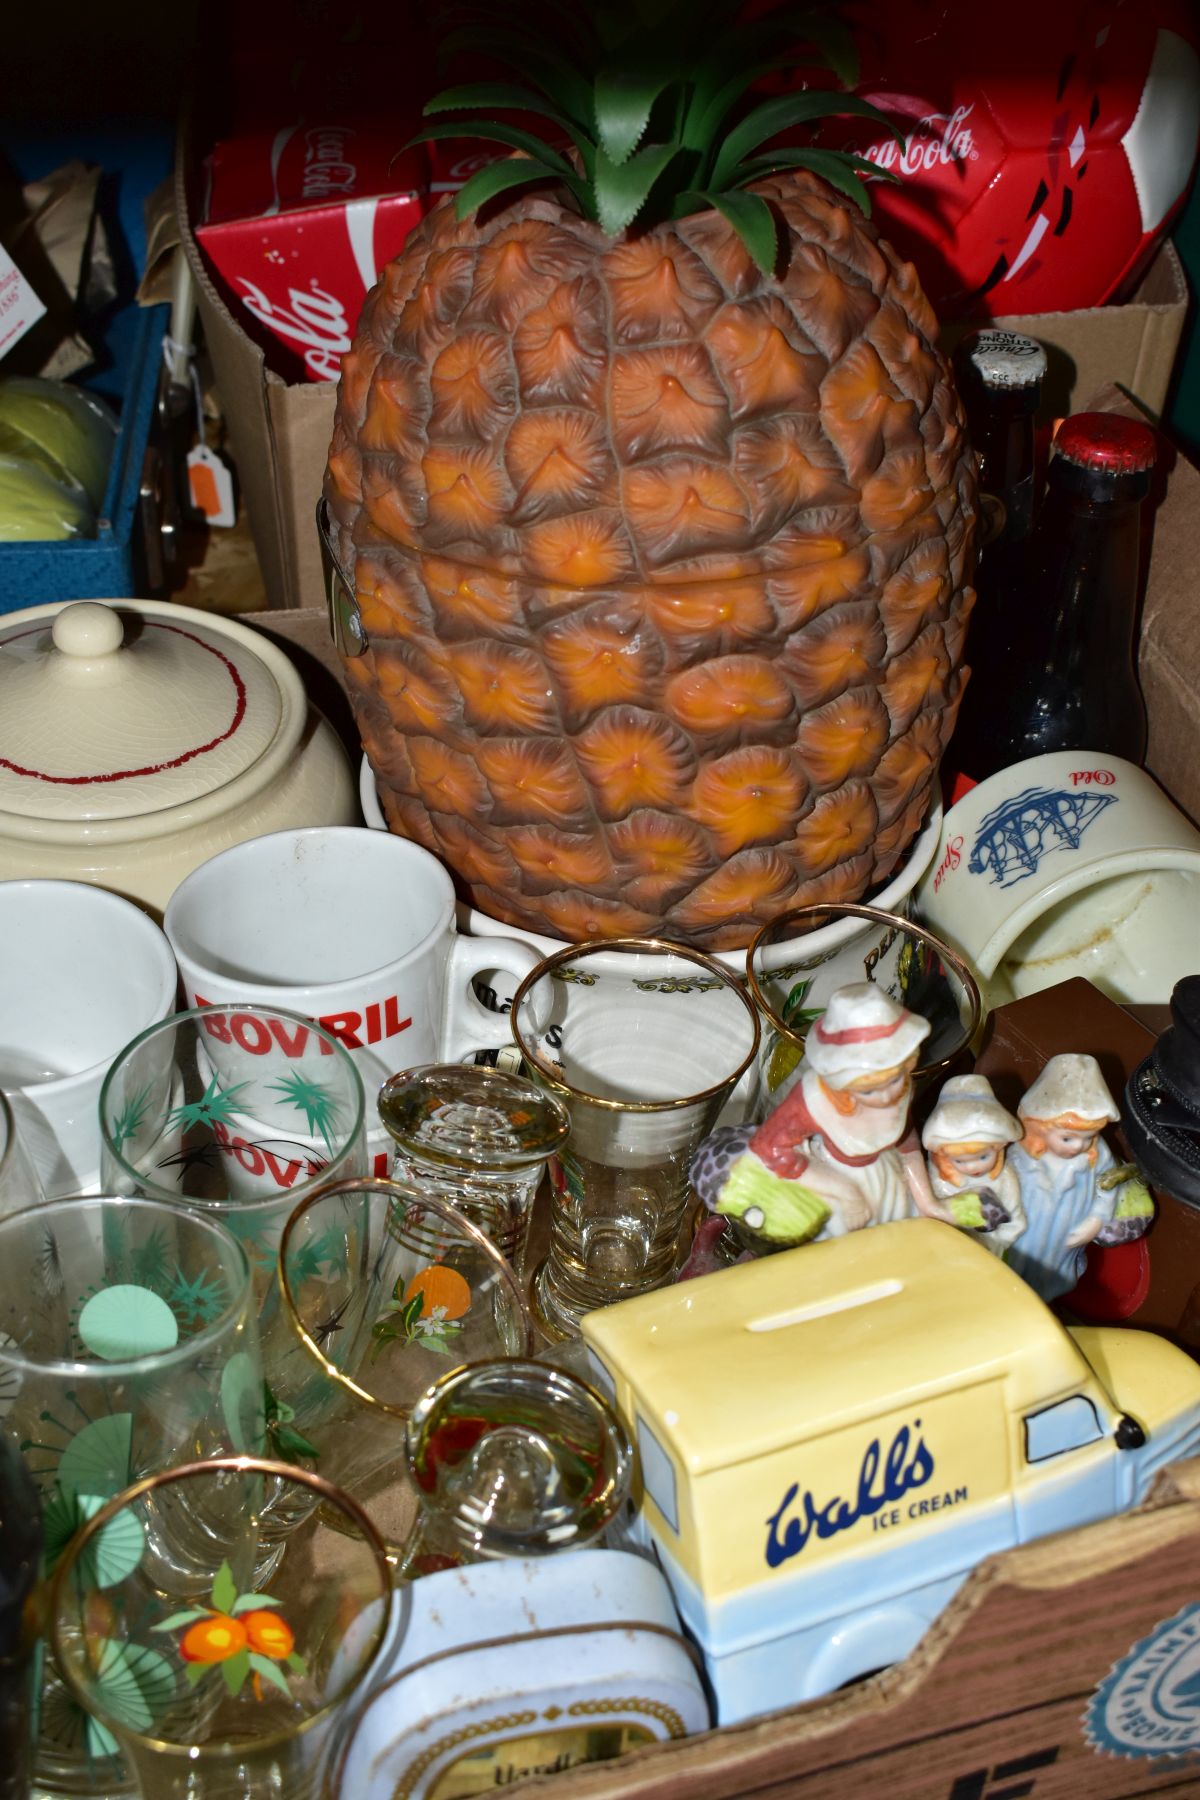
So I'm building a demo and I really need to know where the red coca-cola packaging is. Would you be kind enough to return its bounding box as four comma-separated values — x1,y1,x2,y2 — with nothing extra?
768,0,1199,319
197,124,428,383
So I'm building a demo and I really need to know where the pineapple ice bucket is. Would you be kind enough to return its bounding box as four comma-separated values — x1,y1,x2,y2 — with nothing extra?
320,9,979,952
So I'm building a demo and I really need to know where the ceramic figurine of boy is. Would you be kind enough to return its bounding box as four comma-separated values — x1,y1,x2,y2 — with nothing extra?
921,1074,1026,1258
1006,1053,1154,1303
689,983,955,1249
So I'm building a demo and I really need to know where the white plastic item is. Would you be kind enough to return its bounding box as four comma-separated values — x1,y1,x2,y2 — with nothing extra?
0,599,358,914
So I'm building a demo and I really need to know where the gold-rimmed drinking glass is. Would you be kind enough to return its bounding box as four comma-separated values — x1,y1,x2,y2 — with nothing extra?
271,1176,533,1552
50,1455,392,1800
0,1195,261,1797
746,902,984,1107
509,937,761,1339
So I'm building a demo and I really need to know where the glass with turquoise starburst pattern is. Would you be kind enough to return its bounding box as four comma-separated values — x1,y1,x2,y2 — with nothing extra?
99,1006,368,1309
0,1194,261,1798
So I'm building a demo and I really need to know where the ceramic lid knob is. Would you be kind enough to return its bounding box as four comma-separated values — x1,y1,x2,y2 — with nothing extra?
50,602,125,661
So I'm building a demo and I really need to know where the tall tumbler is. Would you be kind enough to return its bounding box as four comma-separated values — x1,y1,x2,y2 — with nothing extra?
510,938,760,1339
0,1196,260,1798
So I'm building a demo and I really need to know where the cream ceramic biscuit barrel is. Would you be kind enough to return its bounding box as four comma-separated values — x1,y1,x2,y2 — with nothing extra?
914,752,1200,1006
0,600,357,912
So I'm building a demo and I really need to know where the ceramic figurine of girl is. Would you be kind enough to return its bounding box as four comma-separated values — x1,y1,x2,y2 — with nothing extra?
689,983,955,1251
921,1074,1026,1258
1006,1053,1154,1303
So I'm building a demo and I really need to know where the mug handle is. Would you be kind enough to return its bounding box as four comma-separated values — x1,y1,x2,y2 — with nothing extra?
442,935,541,1064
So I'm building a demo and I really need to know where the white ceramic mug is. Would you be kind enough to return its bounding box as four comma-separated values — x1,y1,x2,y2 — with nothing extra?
163,827,540,1168
0,879,178,1195
914,751,1200,1005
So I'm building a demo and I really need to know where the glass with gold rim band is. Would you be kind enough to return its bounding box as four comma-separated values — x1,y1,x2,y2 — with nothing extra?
509,936,761,1339
271,1176,532,1555
745,901,985,1099
49,1455,392,1800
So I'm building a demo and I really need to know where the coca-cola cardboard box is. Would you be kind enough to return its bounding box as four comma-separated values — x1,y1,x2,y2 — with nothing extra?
196,125,428,384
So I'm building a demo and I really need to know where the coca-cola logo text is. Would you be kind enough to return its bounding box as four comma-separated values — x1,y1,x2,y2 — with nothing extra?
861,104,977,178
236,278,351,382
196,996,413,1054
302,127,357,199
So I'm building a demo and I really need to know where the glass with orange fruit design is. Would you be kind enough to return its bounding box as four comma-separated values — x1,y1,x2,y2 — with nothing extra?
50,1456,391,1800
271,1176,532,1556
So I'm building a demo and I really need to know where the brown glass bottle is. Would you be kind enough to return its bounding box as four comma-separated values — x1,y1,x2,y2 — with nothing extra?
948,329,1046,783
954,411,1156,785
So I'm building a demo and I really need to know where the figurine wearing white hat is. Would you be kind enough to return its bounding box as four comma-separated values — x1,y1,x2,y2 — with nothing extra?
922,1074,1026,1258
1006,1053,1154,1303
689,982,955,1247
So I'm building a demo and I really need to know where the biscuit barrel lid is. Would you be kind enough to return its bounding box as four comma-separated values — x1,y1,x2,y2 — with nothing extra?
0,599,285,821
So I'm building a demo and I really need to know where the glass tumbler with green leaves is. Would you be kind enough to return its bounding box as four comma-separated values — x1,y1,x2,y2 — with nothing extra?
0,1194,261,1797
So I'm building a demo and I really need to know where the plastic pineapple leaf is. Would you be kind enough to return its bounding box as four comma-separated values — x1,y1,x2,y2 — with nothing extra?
711,90,901,191
733,148,894,216
424,78,567,119
593,142,681,236
680,188,778,276
776,9,860,89
416,121,588,211
453,158,569,222
434,27,595,126
593,69,674,164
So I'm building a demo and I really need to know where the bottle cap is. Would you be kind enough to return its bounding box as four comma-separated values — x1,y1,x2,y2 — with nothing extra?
962,329,1047,390
1054,412,1158,474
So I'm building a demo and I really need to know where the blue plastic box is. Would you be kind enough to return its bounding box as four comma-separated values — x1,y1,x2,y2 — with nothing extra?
0,130,172,614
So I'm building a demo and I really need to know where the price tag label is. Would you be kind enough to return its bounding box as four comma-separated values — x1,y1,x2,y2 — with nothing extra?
187,444,236,528
0,242,46,361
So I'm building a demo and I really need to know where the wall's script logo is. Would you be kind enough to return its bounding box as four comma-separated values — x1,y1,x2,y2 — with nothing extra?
764,1421,934,1567
1086,1603,1200,1759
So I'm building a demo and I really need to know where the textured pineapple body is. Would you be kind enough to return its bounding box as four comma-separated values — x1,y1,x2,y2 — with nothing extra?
326,173,977,949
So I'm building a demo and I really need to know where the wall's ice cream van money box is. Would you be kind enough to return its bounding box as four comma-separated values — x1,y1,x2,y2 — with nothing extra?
581,1219,1200,1725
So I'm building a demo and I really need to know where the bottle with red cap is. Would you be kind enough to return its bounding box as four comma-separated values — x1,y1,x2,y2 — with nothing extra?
954,409,1157,784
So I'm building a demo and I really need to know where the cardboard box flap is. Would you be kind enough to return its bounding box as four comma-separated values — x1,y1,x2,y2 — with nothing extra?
175,118,334,611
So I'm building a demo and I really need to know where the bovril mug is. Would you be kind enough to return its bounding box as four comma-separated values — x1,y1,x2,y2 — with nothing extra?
164,827,540,1172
